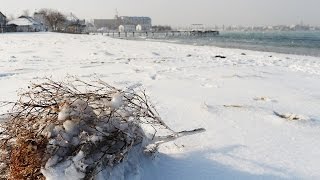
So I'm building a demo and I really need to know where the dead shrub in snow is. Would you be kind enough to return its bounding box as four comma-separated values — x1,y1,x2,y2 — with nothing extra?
0,77,204,179
9,133,47,180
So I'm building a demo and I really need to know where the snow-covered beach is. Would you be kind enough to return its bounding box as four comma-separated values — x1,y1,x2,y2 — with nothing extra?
1,32,320,179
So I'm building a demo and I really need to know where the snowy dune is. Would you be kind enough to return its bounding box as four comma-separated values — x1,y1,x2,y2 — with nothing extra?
0,32,320,179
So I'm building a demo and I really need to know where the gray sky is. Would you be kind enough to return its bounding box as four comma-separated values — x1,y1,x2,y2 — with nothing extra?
1,0,319,26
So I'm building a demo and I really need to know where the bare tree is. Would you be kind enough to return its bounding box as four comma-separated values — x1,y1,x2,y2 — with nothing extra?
8,14,15,21
22,9,30,17
37,8,66,31
49,11,66,31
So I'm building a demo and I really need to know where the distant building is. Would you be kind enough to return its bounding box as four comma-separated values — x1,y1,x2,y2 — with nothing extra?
7,16,44,32
120,16,151,32
33,12,48,31
94,19,118,31
85,22,96,32
0,11,6,26
191,24,205,31
64,13,86,33
93,16,152,32
0,11,6,32
119,24,136,32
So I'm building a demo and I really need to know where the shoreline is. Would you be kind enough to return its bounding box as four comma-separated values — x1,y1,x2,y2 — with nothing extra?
112,35,320,60
145,37,320,58
104,31,320,57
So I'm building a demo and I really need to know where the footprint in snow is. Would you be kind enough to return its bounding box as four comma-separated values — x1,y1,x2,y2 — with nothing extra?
104,51,113,56
150,74,157,80
9,59,18,62
201,102,220,114
253,97,278,103
222,74,265,79
20,50,34,54
152,52,160,56
201,83,214,88
0,73,15,78
133,68,143,73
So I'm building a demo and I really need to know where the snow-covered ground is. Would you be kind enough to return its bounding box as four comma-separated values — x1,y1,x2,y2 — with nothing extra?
1,32,320,179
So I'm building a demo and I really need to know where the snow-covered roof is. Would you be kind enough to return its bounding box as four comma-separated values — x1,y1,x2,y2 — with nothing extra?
8,16,41,26
0,11,6,18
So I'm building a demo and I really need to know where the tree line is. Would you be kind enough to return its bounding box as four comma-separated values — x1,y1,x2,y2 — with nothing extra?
37,9,67,31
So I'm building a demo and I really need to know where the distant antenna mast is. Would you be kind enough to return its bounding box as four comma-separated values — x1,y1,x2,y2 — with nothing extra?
115,8,119,19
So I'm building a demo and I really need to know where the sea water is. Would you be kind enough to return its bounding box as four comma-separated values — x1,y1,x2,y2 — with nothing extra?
151,31,320,57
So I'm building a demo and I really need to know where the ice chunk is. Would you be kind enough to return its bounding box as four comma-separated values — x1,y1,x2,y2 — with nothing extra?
71,99,96,120
42,123,55,138
53,125,64,135
45,155,60,168
60,131,72,144
90,135,103,143
111,92,123,109
63,120,79,136
71,137,80,146
58,103,71,121
73,150,84,162
65,163,86,179
42,160,85,180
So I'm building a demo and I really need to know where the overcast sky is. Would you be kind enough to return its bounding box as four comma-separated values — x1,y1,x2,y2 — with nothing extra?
1,0,319,26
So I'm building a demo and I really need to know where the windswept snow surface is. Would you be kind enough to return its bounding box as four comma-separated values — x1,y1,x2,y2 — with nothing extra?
1,32,320,180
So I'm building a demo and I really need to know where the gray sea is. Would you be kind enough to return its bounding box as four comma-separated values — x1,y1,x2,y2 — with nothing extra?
148,31,320,57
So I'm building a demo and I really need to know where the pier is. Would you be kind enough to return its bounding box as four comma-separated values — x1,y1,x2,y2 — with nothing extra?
93,30,219,38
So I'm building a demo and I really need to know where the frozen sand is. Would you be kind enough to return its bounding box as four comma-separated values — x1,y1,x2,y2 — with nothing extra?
0,32,320,179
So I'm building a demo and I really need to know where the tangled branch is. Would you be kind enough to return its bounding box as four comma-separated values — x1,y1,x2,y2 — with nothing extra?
0,77,204,179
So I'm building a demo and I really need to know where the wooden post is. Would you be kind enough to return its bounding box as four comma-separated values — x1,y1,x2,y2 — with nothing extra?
125,32,127,37
118,32,121,37
133,32,135,37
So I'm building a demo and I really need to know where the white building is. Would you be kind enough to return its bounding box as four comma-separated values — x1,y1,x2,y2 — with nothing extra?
120,16,151,32
119,25,136,32
135,24,152,32
94,16,152,32
8,16,45,32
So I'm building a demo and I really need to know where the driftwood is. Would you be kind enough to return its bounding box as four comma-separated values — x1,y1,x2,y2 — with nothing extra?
273,111,305,121
223,105,244,108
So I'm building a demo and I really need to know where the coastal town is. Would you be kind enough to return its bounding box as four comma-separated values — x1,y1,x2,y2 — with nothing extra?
0,10,153,34
0,10,156,34
1,9,320,34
